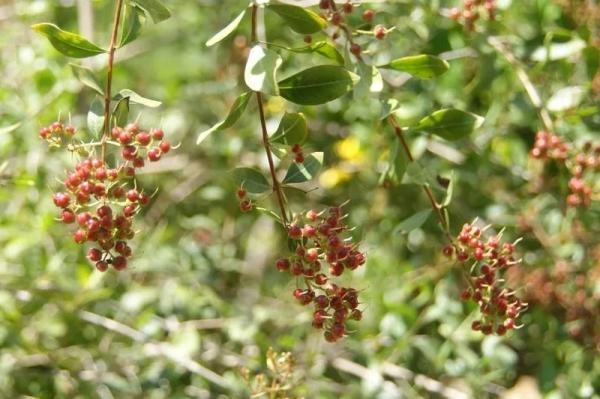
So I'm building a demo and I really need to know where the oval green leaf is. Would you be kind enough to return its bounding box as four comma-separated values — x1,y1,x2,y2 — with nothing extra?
289,41,344,65
278,65,358,105
244,45,282,94
31,23,105,58
70,63,104,95
132,0,171,23
413,109,484,141
233,167,271,194
283,152,323,184
113,89,161,108
381,54,449,79
197,92,251,144
395,210,432,234
119,4,144,47
267,4,326,34
206,9,246,47
87,97,105,137
113,96,130,127
270,112,308,145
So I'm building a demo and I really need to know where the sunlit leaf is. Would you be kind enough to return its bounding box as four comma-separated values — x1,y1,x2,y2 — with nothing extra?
413,109,484,141
395,209,432,233
119,3,144,47
270,112,307,145
70,63,104,95
267,4,326,34
244,45,282,94
206,9,246,47
87,97,105,136
31,23,105,58
197,92,252,144
278,65,358,105
133,0,171,23
283,152,323,183
113,89,161,107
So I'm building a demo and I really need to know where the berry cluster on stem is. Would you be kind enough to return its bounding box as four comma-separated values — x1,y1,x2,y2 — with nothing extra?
276,205,366,342
448,0,496,31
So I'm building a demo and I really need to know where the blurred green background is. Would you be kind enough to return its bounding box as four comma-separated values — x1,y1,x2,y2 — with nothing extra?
1,0,599,397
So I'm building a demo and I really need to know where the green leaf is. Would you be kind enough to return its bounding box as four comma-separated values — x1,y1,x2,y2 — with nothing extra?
442,172,454,208
380,98,400,120
132,0,170,23
404,162,428,185
413,109,484,141
206,9,246,47
70,63,104,95
270,112,307,145
267,4,326,34
395,210,432,234
278,65,358,105
31,23,105,58
244,45,282,94
283,152,323,184
113,96,130,127
385,139,409,183
381,54,449,79
289,41,344,65
87,97,105,136
113,89,161,107
232,167,271,194
355,63,383,99
547,86,585,112
0,123,21,135
196,92,251,144
119,3,144,47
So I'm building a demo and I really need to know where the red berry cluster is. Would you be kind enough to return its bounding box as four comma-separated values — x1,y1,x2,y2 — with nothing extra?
444,222,526,335
291,144,304,163
275,205,366,342
448,0,496,31
236,187,253,212
45,122,171,271
530,131,599,208
39,121,76,145
313,1,386,57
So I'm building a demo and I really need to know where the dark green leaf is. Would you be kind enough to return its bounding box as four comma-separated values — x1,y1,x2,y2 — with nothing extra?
381,54,449,79
119,4,144,47
232,167,271,194
270,113,307,145
70,63,104,95
395,210,432,233
267,4,326,34
113,96,130,127
404,162,428,185
289,41,344,65
31,23,105,58
206,9,246,47
244,45,282,94
133,0,171,23
413,109,484,141
278,65,358,105
197,92,251,144
87,97,105,136
282,152,323,184
113,89,161,107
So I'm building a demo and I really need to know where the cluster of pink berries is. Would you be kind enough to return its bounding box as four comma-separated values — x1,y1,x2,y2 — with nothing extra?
45,122,171,271
449,0,496,30
275,205,366,342
291,144,305,163
112,123,171,165
530,131,598,208
236,187,253,212
444,222,526,335
311,1,386,57
39,122,75,145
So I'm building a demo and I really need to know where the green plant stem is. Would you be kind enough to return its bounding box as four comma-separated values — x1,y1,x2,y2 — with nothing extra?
388,115,454,244
251,4,288,226
101,0,125,162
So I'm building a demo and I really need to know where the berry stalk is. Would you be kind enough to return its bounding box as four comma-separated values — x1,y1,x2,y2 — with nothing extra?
101,0,126,162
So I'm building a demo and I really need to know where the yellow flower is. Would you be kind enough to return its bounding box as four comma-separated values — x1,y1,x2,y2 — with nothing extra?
335,137,363,163
319,167,351,189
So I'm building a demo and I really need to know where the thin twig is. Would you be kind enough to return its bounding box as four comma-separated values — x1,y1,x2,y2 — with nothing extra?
488,36,554,132
251,4,288,226
101,0,125,162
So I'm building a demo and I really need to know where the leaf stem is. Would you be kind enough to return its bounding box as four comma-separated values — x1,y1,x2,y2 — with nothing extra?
101,0,125,162
388,115,454,244
251,4,289,226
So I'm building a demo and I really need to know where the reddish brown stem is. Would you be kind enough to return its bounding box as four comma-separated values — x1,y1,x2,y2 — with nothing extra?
251,4,288,226
388,115,454,244
101,0,125,162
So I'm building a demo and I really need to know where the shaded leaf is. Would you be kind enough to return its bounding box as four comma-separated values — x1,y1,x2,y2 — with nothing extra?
413,109,484,141
381,54,449,79
289,41,344,64
133,0,171,23
119,3,144,47
283,152,323,184
197,92,251,144
87,97,105,136
395,210,432,233
113,89,161,107
267,4,326,34
232,167,271,194
113,96,130,127
270,112,307,145
70,63,104,95
31,23,105,58
206,9,246,47
278,65,358,105
244,45,282,94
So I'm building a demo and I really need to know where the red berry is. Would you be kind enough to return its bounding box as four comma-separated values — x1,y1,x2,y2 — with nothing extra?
351,309,362,321
350,43,361,56
136,132,151,146
288,224,302,239
151,128,164,140
61,210,75,224
126,189,139,202
148,148,161,162
276,258,290,271
304,35,312,44
95,261,108,272
73,229,87,244
237,188,246,199
331,13,343,25
240,199,252,212
53,192,71,208
113,256,127,270
362,9,374,22
343,2,353,13
159,141,171,154
373,24,386,39
319,0,330,9
87,248,102,262
97,205,112,218
139,192,151,205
